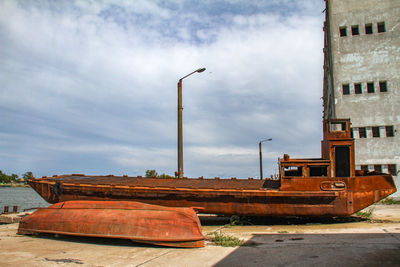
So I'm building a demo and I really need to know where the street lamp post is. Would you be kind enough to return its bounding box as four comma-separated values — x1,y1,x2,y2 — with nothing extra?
177,68,206,178
259,138,272,180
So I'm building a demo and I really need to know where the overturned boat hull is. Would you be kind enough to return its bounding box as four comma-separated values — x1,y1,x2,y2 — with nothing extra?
18,200,205,248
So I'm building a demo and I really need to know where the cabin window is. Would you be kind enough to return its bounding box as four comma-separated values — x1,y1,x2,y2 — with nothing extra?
309,166,328,176
330,122,346,132
284,166,303,177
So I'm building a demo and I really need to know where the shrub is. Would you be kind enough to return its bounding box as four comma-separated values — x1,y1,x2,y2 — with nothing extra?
145,170,158,178
145,170,176,178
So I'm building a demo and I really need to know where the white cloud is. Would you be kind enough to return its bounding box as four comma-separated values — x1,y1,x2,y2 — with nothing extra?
0,0,325,178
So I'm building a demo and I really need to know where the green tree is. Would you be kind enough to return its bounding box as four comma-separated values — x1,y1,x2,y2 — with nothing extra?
23,172,34,184
145,170,158,178
10,174,18,182
0,170,33,184
0,170,7,183
23,172,33,179
158,173,175,179
145,170,176,178
0,170,11,183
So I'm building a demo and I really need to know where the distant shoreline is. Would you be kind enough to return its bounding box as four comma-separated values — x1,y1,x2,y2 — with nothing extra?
0,184,30,188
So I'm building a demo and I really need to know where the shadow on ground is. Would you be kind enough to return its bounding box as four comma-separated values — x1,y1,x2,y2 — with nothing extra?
199,214,367,226
214,233,400,267
30,233,170,248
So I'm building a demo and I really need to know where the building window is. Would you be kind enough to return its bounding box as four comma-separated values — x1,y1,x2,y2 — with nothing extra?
351,25,359,35
374,165,382,173
354,83,362,94
386,126,394,137
342,84,350,95
359,127,366,138
351,128,354,138
361,165,369,171
388,164,397,176
365,24,373,34
367,82,374,93
372,127,380,137
379,81,387,92
377,22,386,33
339,26,347,37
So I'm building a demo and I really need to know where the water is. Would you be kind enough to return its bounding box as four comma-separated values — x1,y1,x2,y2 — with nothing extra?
0,187,50,212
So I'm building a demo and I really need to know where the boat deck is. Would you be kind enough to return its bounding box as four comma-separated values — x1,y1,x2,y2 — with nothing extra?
42,175,270,190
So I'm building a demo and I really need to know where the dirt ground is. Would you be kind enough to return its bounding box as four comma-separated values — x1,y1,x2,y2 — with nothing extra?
1,204,400,267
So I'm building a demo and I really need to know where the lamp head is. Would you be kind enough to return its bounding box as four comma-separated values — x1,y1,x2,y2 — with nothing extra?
196,68,206,73
260,138,273,143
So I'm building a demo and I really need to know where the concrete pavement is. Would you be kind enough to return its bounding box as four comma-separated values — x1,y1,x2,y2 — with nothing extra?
1,204,400,267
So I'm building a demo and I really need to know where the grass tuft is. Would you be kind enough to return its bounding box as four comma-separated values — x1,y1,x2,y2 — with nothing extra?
209,232,244,247
229,215,242,226
228,215,252,226
356,208,374,220
378,197,400,205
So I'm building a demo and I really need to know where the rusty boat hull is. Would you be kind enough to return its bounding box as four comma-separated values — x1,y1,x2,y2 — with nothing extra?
28,174,396,217
27,119,397,217
18,200,205,248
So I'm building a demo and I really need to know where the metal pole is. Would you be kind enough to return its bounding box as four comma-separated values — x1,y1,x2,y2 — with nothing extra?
177,79,183,178
177,68,206,179
259,142,263,180
259,138,272,180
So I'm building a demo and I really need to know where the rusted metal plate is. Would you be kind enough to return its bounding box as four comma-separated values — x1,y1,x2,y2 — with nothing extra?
18,200,204,248
28,174,396,217
26,119,397,218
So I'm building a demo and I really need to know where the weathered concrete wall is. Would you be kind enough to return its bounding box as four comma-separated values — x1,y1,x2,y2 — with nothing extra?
327,0,400,196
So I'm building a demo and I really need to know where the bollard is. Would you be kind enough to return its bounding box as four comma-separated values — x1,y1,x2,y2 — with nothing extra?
4,206,9,213
13,206,18,212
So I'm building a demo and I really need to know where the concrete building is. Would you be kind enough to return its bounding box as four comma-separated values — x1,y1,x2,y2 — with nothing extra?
323,0,400,196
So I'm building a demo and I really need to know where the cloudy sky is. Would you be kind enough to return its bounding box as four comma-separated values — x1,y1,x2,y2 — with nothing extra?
0,0,326,179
